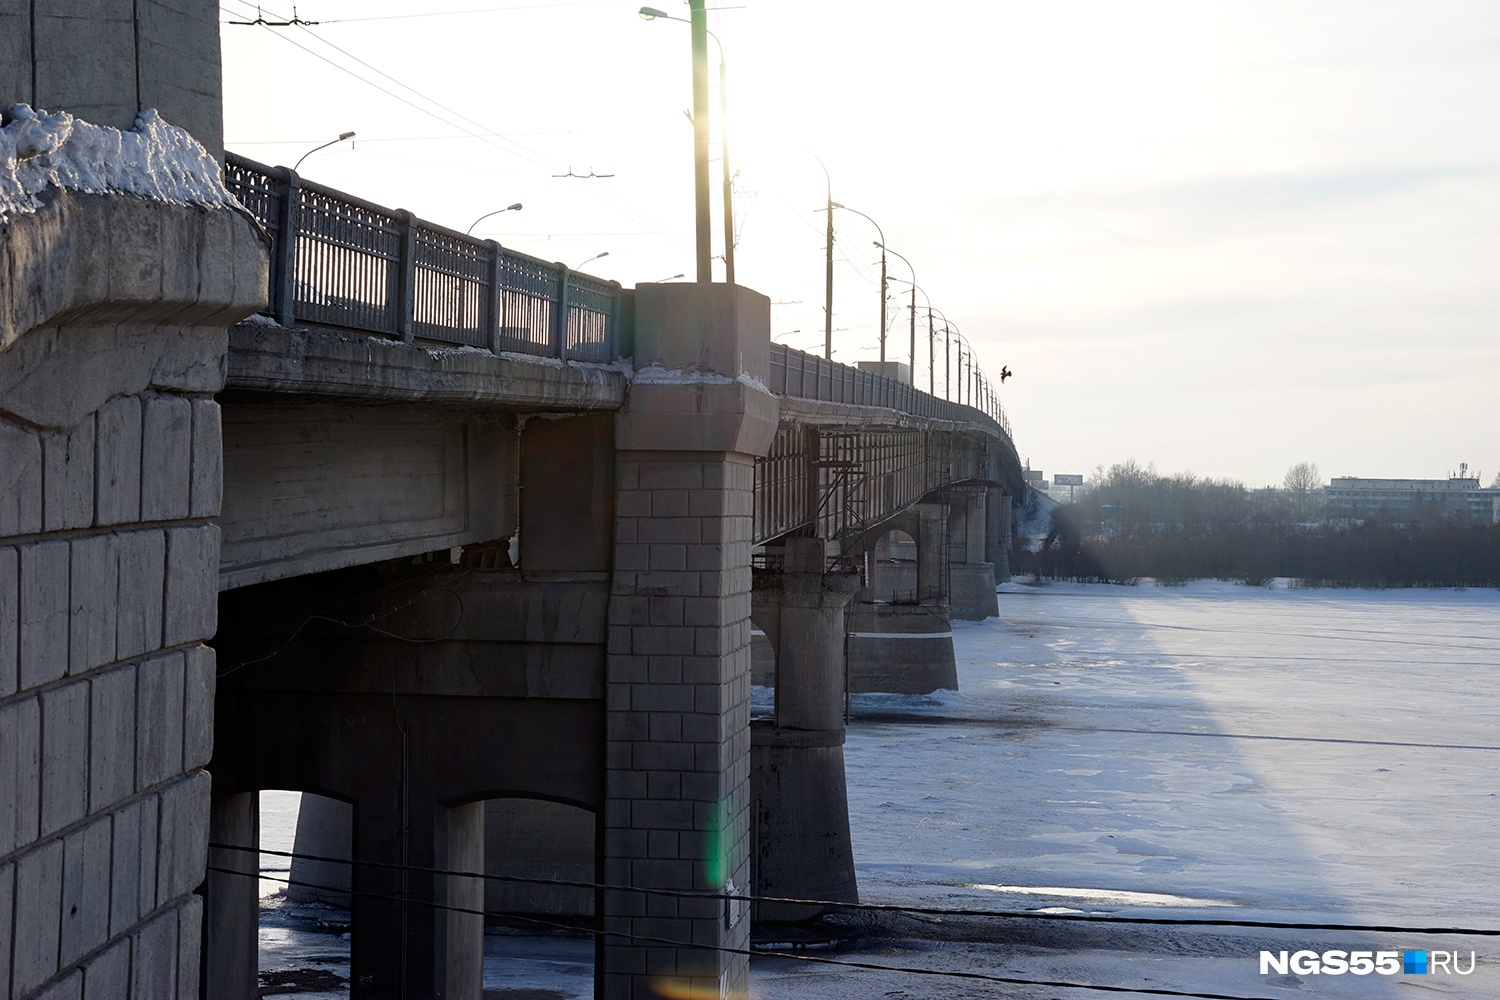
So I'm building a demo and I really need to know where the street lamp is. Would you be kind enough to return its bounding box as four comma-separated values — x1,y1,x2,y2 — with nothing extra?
829,202,889,363
887,276,935,392
811,154,834,360
575,251,610,270
641,3,727,284
465,203,523,236
652,272,686,282
876,242,917,383
932,316,960,402
293,130,355,171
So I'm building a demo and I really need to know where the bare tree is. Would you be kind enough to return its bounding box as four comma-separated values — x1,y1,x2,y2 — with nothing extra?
1283,462,1322,524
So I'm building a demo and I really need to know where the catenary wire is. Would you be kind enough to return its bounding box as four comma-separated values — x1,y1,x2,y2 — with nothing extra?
220,0,689,250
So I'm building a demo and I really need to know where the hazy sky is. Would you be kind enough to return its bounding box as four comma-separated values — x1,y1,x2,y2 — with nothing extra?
219,0,1500,488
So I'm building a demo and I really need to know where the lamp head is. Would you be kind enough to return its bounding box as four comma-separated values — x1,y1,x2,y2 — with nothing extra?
507,202,523,211
639,6,669,19
338,131,356,141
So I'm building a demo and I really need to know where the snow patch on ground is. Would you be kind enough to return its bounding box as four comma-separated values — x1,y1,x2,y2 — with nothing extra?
1,105,235,221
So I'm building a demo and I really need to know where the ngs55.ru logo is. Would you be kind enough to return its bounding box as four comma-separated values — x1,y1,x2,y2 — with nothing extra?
1260,950,1475,976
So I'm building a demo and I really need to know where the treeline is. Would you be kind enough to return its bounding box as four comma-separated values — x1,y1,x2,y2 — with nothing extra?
1015,461,1500,588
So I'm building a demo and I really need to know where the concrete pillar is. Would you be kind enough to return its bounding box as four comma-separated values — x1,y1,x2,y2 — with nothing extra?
213,563,607,1000
844,603,958,694
436,802,485,1000
948,487,1000,620
202,793,259,1000
916,503,946,603
0,185,264,997
750,539,860,921
288,794,353,906
987,488,1012,584
602,283,778,1000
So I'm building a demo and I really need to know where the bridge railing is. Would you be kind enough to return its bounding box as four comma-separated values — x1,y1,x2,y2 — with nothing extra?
223,153,623,361
769,344,1010,439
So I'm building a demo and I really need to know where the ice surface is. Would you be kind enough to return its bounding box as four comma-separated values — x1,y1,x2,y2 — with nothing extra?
259,581,1500,998
0,105,235,222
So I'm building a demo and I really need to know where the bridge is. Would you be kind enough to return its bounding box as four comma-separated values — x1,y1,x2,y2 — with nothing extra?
0,8,1022,999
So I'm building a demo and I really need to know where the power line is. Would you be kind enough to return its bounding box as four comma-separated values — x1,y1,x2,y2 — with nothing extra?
216,865,1293,1000
220,0,690,252
315,1,615,23
215,843,1500,938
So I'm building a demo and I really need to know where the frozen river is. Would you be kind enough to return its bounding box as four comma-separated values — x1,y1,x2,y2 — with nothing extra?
260,580,1500,998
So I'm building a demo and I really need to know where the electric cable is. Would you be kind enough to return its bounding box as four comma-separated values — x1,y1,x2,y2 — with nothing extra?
213,843,1500,938
215,865,1295,1000
214,572,470,679
221,0,689,251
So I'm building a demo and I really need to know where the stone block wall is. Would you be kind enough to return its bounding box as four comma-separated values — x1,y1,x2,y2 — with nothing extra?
0,0,224,155
1,193,264,1000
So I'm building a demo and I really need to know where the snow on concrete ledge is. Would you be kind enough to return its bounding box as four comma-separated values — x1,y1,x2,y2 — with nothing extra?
0,104,235,223
630,362,772,394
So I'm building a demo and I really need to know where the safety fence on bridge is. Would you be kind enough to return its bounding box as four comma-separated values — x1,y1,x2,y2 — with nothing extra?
769,344,1010,439
223,153,622,362
222,155,1010,442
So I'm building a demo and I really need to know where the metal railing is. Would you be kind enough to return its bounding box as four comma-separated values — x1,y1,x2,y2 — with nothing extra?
223,153,623,361
222,155,1011,443
769,344,1010,439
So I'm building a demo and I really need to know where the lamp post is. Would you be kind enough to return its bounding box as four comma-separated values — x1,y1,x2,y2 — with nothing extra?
829,203,888,362
877,243,917,383
293,130,355,171
924,306,955,397
810,154,834,360
933,318,960,401
465,203,523,236
575,251,610,270
640,4,721,283
887,276,934,391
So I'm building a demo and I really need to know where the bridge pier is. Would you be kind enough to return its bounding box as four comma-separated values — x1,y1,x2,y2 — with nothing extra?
0,187,264,1000
749,538,860,921
948,485,1001,621
211,564,605,1000
601,283,777,999
988,487,1013,583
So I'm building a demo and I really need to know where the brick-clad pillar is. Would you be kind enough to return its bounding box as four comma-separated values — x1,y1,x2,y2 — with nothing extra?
602,284,778,999
0,189,265,1000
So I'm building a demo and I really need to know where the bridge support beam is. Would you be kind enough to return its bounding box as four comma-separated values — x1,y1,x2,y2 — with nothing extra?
987,488,1012,584
211,564,606,1000
602,283,776,999
948,486,1000,621
749,538,861,921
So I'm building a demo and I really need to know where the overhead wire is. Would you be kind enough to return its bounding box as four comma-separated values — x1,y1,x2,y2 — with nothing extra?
216,843,1500,938
219,0,690,252
214,863,1300,1000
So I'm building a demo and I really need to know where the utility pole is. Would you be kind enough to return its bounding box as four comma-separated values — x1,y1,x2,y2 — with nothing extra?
717,49,734,284
812,157,833,359
690,0,711,282
927,307,935,395
908,284,916,381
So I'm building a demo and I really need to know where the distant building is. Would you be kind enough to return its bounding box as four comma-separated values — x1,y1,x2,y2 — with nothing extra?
1325,468,1500,524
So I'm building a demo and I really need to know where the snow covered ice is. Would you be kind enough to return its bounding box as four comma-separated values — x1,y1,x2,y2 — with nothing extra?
260,580,1500,997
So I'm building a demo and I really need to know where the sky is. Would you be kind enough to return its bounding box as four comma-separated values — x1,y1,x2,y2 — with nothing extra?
218,0,1500,488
